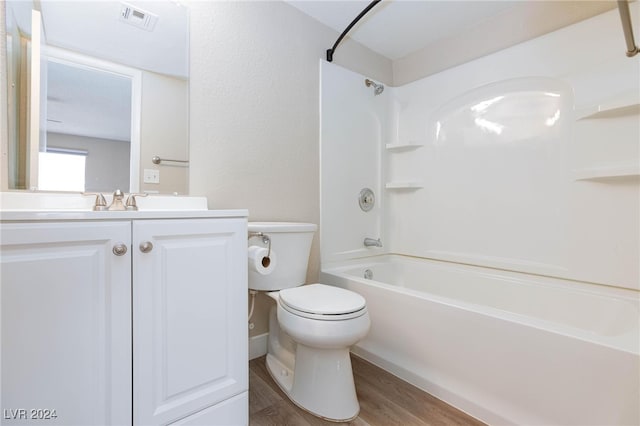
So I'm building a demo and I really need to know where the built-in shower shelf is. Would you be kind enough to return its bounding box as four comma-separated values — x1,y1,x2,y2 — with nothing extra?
386,142,424,152
575,91,640,120
385,181,424,190
573,164,640,181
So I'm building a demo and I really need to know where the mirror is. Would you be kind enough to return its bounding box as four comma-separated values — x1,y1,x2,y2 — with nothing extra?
3,0,189,194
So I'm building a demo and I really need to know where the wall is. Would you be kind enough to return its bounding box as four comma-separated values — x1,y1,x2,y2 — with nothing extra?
47,132,130,192
392,2,617,86
188,0,392,337
139,71,189,195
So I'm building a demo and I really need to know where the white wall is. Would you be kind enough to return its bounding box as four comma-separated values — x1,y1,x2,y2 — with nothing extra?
188,0,392,336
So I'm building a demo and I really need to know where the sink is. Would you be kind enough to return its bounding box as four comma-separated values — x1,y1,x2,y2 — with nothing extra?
0,191,208,211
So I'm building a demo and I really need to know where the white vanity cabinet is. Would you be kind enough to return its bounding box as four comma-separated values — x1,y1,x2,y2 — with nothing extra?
0,212,248,426
0,221,133,426
132,218,248,425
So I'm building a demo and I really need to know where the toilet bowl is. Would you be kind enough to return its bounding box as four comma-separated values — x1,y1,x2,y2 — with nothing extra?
248,223,370,421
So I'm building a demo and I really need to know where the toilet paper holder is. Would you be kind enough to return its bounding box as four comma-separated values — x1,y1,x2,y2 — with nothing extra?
248,232,271,258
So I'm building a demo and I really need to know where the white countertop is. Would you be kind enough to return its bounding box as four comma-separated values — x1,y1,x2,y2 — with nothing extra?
0,192,248,221
0,209,249,221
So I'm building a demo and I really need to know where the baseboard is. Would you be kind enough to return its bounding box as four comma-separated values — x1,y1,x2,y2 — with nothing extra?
249,332,269,360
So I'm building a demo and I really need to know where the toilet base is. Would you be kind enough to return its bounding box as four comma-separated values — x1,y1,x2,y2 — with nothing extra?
266,345,360,422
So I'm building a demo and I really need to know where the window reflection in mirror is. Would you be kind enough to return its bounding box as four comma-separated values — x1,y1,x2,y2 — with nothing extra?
2,0,189,194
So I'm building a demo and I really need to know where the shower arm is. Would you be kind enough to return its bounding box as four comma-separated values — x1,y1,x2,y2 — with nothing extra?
326,0,382,62
617,0,639,57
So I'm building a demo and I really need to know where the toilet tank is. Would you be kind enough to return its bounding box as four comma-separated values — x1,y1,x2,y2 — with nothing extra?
248,222,317,291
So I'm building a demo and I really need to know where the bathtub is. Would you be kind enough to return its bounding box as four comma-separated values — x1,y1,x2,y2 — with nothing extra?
319,255,640,425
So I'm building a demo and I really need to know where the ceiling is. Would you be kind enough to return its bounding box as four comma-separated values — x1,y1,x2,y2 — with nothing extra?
286,0,618,62
287,0,516,60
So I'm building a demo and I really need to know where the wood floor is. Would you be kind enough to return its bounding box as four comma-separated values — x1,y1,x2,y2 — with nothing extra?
249,355,485,426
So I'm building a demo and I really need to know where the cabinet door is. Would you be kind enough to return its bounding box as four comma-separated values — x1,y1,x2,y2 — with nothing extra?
133,218,247,425
169,392,248,426
0,221,132,426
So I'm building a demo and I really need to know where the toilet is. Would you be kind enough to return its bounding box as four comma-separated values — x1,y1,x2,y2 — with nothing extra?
248,222,370,422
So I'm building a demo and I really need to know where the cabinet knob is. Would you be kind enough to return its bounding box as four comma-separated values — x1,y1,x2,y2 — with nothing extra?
139,241,154,253
113,243,128,256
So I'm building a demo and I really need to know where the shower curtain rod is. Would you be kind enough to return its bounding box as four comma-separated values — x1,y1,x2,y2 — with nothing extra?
326,0,381,62
327,1,638,60
617,0,639,57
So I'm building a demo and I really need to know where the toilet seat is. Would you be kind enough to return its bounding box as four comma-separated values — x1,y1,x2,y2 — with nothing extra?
279,284,367,321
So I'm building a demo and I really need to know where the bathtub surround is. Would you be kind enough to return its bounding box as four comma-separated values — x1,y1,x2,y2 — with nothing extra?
388,7,639,291
320,62,387,262
321,4,639,426
322,4,640,289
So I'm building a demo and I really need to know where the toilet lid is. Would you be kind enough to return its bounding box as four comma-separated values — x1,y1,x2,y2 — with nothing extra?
279,283,366,316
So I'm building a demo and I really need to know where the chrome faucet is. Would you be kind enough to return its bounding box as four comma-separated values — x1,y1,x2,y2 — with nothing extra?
364,237,382,247
84,190,148,211
108,189,126,211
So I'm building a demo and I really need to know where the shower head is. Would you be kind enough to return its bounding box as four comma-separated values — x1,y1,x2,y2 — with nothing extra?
365,78,384,95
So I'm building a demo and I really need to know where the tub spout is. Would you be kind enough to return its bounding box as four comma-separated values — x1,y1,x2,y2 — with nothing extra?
364,237,382,247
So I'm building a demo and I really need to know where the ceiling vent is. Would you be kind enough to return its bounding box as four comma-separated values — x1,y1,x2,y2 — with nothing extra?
119,3,158,31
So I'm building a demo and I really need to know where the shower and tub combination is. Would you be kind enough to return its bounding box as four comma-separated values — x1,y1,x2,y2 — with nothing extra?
320,5,639,426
